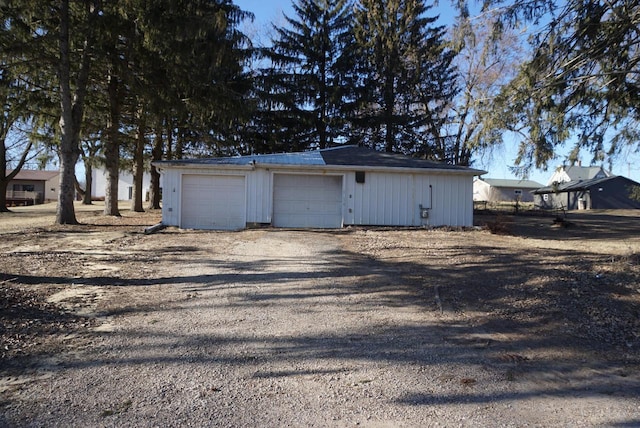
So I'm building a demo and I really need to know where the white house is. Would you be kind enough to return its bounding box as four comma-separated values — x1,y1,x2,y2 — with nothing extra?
473,178,543,203
546,164,611,185
153,146,485,230
91,168,153,201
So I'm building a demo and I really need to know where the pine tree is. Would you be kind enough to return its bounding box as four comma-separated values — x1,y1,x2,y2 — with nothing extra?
353,0,457,156
57,1,101,224
258,0,356,151
2,1,100,223
470,0,640,171
2,1,254,219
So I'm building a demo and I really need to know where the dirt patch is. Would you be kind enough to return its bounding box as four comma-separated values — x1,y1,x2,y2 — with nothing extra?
0,205,639,426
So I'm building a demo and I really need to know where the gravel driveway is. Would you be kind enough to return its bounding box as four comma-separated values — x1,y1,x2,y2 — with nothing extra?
1,221,639,427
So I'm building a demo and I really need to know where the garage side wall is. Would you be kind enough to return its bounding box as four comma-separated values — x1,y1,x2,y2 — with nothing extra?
426,174,474,227
344,171,473,227
159,168,181,226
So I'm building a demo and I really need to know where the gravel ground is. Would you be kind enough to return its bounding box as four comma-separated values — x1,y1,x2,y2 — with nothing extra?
1,206,639,427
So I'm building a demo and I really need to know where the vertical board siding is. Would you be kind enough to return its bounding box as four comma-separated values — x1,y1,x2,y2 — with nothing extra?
160,169,180,226
348,172,423,226
346,172,473,227
160,168,249,227
272,174,343,228
180,175,246,230
246,169,271,223
160,167,475,229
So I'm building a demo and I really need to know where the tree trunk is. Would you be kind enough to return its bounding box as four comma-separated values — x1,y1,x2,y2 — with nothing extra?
1,129,32,212
0,120,11,212
0,179,9,212
318,57,327,149
57,150,80,222
166,118,173,160
383,68,395,153
131,107,145,212
83,163,93,204
56,0,96,224
103,67,121,217
175,127,184,159
74,175,85,199
80,139,100,205
148,119,163,210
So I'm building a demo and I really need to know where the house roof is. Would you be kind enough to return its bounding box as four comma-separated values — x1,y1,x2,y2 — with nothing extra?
562,165,611,181
6,169,59,181
155,145,485,175
478,178,544,189
533,175,639,194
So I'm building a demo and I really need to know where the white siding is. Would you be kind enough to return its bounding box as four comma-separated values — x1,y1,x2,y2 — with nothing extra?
245,169,271,224
161,169,181,226
159,166,475,229
345,172,415,226
181,174,245,230
272,174,343,228
91,168,153,201
473,179,491,201
160,168,248,227
343,171,473,227
44,176,59,202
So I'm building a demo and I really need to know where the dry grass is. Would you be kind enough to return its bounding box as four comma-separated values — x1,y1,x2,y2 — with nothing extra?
0,201,161,233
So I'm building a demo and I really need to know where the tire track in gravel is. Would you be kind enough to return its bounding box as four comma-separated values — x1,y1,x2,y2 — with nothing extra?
3,229,639,427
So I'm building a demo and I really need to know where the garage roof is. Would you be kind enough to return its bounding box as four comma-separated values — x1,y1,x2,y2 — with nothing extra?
320,146,472,170
155,145,485,174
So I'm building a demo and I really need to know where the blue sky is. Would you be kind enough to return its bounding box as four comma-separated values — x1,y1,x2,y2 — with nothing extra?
234,0,640,184
235,0,291,25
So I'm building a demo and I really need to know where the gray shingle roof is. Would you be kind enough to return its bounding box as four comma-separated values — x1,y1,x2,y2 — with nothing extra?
155,145,485,174
480,178,543,189
319,146,479,171
563,165,611,181
160,150,325,166
7,169,59,181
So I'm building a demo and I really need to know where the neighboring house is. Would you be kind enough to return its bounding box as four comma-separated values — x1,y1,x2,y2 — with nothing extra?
473,178,543,203
546,163,611,185
533,176,640,210
154,145,485,230
91,168,153,201
5,169,59,205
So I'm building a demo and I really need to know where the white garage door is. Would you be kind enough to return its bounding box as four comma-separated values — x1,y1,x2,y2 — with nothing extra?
273,174,343,228
181,174,245,230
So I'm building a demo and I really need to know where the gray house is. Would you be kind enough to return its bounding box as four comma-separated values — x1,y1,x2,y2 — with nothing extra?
154,146,485,230
533,176,640,210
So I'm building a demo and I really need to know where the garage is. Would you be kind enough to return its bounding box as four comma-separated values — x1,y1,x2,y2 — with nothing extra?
272,174,343,228
180,174,245,230
155,146,484,229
